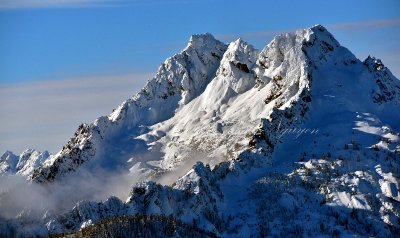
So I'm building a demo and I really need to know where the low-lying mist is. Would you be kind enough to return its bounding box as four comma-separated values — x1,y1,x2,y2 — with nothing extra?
0,147,229,221
0,167,140,220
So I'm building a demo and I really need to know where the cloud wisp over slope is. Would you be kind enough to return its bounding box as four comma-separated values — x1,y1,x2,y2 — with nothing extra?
0,73,150,154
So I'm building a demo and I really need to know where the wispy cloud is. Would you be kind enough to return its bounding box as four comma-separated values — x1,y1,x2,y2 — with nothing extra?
327,18,400,30
216,18,400,44
326,18,400,77
0,72,151,154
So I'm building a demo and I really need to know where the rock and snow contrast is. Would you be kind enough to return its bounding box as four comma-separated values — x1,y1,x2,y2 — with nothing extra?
1,25,399,237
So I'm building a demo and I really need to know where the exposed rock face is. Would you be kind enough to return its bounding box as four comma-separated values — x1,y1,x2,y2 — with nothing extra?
364,56,400,104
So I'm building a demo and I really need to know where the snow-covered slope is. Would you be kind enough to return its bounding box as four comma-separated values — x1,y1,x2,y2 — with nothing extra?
1,25,400,237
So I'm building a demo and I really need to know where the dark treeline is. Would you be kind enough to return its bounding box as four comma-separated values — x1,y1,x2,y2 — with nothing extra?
48,214,218,238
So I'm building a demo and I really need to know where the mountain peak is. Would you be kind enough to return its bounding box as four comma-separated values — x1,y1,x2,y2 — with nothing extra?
0,150,18,174
308,24,340,46
0,149,50,176
223,38,259,63
363,55,400,104
364,55,386,72
309,24,330,34
215,38,259,94
1,150,16,158
187,33,218,48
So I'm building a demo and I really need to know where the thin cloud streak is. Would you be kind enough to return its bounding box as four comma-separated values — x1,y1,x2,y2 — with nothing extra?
327,18,400,30
0,73,151,154
217,18,400,43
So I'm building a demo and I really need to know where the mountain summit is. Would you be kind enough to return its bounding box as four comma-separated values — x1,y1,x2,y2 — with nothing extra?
1,25,399,237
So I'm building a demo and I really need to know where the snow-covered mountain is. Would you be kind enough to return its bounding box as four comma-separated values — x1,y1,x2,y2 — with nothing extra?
0,149,49,177
1,25,400,237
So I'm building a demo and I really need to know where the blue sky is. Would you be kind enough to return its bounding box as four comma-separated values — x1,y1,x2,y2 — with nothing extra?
1,0,399,83
0,0,399,153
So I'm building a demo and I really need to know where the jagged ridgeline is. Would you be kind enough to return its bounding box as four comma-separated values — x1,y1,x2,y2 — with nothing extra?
1,25,399,237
